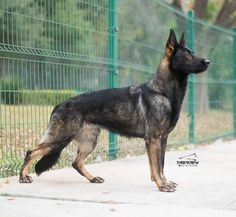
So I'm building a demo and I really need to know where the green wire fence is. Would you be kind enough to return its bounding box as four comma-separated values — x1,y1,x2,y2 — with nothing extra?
0,0,236,177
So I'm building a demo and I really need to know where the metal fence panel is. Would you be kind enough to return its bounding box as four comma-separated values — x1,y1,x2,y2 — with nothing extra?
0,0,235,177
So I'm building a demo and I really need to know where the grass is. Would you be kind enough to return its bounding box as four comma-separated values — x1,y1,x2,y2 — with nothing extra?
0,104,233,177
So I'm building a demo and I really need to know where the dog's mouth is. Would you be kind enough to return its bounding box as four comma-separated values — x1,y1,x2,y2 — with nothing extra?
194,62,210,74
201,65,209,72
194,68,208,74
188,59,210,74
192,68,206,74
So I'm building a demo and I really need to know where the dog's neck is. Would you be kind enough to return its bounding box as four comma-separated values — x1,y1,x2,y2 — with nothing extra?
149,57,188,104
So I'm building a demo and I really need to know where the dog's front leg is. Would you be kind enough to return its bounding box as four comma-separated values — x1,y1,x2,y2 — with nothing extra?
145,138,176,192
160,137,178,188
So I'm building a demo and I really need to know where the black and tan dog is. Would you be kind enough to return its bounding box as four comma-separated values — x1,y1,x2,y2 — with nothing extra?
19,29,210,192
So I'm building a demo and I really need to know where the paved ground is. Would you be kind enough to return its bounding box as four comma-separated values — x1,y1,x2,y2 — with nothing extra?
1,139,236,217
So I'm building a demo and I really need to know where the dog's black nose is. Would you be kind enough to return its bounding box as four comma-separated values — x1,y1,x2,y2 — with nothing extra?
204,59,210,65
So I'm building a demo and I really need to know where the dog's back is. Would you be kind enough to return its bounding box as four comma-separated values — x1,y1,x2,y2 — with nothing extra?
51,84,147,137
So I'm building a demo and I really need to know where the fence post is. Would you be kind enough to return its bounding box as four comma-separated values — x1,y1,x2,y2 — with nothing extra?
108,0,118,159
187,11,196,144
233,28,236,137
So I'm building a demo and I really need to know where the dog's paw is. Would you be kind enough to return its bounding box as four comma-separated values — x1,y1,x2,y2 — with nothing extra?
90,177,104,183
19,175,33,183
167,180,178,188
158,183,176,192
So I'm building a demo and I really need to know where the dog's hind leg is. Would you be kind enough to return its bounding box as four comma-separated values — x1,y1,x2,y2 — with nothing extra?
72,124,104,183
19,120,77,183
19,104,83,183
19,137,74,183
19,145,51,183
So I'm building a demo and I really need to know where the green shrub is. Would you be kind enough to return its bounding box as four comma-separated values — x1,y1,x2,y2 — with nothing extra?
21,89,78,105
0,79,23,104
0,80,79,105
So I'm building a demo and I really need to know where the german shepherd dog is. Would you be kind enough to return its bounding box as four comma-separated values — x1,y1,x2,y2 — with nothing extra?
19,29,210,192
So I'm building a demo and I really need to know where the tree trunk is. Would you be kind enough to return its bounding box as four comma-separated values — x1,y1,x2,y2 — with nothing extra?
172,0,183,11
192,0,209,113
214,0,236,28
193,0,208,19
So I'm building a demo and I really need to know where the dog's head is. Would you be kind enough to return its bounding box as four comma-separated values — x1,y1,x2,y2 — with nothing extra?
165,29,210,75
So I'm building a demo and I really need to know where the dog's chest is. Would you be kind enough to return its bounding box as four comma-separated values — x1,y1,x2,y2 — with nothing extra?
168,86,186,130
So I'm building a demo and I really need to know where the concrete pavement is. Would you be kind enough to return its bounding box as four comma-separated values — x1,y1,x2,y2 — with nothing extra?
1,140,236,217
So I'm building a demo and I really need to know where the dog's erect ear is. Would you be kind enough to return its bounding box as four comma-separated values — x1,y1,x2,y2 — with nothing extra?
165,29,177,58
179,32,185,46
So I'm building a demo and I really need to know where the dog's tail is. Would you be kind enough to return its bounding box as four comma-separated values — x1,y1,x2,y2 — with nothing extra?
35,138,72,176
